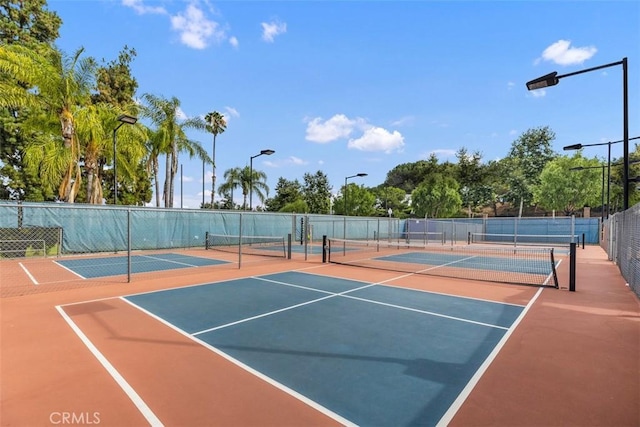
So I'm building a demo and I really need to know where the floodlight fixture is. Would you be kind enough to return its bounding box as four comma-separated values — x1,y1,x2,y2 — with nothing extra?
526,58,629,209
249,149,276,210
526,72,559,90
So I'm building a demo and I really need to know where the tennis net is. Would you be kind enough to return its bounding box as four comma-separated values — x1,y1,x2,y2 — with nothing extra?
326,238,561,287
387,231,446,245
205,233,288,258
469,232,580,247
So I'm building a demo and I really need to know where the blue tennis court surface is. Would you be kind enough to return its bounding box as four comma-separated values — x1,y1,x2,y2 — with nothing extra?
125,271,526,426
56,253,228,278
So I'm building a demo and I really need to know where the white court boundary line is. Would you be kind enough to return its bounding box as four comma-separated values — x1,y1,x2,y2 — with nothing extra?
18,262,38,285
121,297,357,427
435,286,546,426
53,260,86,279
55,305,164,427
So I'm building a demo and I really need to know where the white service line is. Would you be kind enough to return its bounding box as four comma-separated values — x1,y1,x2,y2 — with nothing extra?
138,254,199,267
55,305,164,427
19,262,38,285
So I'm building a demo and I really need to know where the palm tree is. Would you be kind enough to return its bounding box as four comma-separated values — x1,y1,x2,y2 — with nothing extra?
72,105,146,204
0,44,97,202
144,128,165,207
140,93,211,207
218,167,242,209
204,111,226,207
219,166,269,210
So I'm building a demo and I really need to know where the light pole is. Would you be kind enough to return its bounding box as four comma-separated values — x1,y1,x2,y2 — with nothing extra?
344,173,368,216
526,58,629,209
113,114,137,205
564,136,640,218
249,149,275,210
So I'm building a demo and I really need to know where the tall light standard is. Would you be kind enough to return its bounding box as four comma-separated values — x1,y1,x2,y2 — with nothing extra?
526,58,629,209
342,173,367,245
344,173,368,216
249,149,275,210
113,114,137,204
564,136,640,218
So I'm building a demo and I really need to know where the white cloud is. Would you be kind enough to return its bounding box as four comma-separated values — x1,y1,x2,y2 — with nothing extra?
171,3,226,49
347,127,405,153
390,116,415,127
289,156,307,165
263,156,308,168
223,106,240,123
122,0,167,15
509,129,518,136
261,20,287,42
538,40,597,66
507,81,515,90
229,36,239,48
305,114,367,143
530,89,546,98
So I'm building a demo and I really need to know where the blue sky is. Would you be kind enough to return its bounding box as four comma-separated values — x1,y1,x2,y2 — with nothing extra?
49,0,640,208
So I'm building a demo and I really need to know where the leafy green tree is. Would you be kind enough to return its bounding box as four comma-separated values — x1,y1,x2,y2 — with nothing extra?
373,186,408,217
0,44,99,202
91,46,138,108
265,177,302,212
74,104,145,203
482,159,511,216
383,154,440,193
411,173,462,218
533,154,601,215
334,183,375,216
280,199,308,213
503,126,557,211
204,111,226,207
302,170,332,214
216,187,236,210
0,0,61,200
0,0,61,46
456,147,493,216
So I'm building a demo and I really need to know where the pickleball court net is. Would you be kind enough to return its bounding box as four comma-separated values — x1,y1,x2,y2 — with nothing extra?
469,232,580,247
326,238,562,286
205,233,288,258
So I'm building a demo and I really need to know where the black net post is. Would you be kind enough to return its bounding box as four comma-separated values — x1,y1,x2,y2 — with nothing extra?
205,231,210,250
569,242,577,292
582,233,585,249
322,235,327,263
287,233,292,259
550,248,559,288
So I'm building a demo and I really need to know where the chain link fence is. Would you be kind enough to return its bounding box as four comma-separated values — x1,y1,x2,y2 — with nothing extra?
604,203,640,298
0,200,614,298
